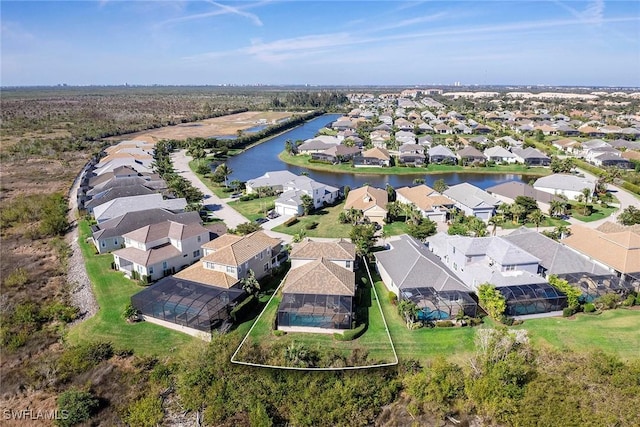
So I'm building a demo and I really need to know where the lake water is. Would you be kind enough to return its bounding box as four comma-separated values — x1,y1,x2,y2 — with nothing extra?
222,114,534,189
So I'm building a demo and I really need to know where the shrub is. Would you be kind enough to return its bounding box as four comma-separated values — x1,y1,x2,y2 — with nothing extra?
4,267,28,288
283,217,299,227
388,291,398,305
621,294,636,307
56,389,100,427
305,221,319,230
469,317,484,326
595,293,621,310
435,320,454,328
273,330,285,337
239,193,259,201
563,307,576,317
583,302,596,313
636,294,640,305
334,323,366,341
124,396,164,427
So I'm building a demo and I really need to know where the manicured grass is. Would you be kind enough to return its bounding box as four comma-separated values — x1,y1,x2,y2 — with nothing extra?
382,221,410,236
67,221,194,355
279,152,551,176
569,202,618,222
235,271,397,366
272,202,354,238
188,158,233,198
500,216,571,229
228,196,277,221
372,279,478,363
515,309,640,361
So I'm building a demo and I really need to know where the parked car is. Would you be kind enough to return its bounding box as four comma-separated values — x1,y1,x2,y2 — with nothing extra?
254,217,269,225
267,210,280,219
230,193,242,199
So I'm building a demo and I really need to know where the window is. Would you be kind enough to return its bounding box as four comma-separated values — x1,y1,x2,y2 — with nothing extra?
101,241,106,248
183,254,188,258
204,261,214,270
345,260,351,269
193,249,200,258
162,261,168,269
197,235,202,243
453,262,458,270
137,265,144,273
466,256,472,263
452,247,456,254
114,239,118,245
260,251,264,260
264,263,269,272
226,266,235,274
504,264,516,272
148,266,154,274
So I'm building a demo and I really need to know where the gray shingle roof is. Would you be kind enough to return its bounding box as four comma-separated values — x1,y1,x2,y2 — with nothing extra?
374,235,468,291
444,183,500,209
93,193,187,223
92,209,201,240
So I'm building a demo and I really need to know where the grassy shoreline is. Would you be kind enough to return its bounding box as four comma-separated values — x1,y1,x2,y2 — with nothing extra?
278,151,552,177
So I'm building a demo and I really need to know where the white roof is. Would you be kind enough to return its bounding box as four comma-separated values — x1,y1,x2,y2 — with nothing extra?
533,174,596,193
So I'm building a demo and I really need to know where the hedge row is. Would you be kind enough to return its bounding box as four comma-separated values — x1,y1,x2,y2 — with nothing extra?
230,295,257,322
333,323,366,341
283,217,299,227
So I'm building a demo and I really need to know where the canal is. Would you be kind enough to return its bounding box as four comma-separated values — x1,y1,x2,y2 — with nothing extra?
223,114,534,189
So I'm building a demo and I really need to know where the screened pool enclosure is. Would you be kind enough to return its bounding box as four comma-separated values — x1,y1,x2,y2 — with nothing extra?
400,287,478,320
497,283,567,316
131,277,245,332
277,294,353,330
557,272,637,303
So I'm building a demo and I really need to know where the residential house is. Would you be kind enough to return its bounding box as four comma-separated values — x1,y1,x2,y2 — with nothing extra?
113,220,211,282
83,184,157,213
374,234,477,320
428,145,457,164
289,239,356,271
344,186,388,225
92,208,202,254
245,170,299,194
484,146,517,163
474,124,493,134
552,138,581,153
175,231,283,289
512,147,550,166
457,146,486,165
533,174,596,200
591,152,633,169
92,158,155,176
398,143,426,165
434,123,452,134
311,145,361,164
277,258,355,333
485,181,564,214
443,183,500,221
93,193,187,224
353,147,392,167
396,185,454,222
274,175,340,216
562,224,640,290
296,139,334,154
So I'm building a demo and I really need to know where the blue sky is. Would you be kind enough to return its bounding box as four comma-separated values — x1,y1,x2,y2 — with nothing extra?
2,1,639,86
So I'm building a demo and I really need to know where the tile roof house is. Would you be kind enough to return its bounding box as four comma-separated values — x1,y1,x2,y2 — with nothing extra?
296,139,334,154
484,146,517,163
175,231,283,289
245,170,299,194
511,147,551,166
289,239,356,271
274,175,340,216
344,186,388,224
374,235,477,320
92,208,202,254
396,185,455,222
485,181,564,214
353,147,392,168
398,143,426,165
428,145,457,164
533,174,596,200
93,193,188,224
457,146,486,165
562,224,640,289
311,144,361,164
443,183,500,221
113,220,211,282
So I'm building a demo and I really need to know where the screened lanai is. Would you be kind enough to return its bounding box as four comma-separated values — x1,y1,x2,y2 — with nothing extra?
131,276,245,332
277,294,353,330
400,287,478,320
557,272,635,303
497,283,567,316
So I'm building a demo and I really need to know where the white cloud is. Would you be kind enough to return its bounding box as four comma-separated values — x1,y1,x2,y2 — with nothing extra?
157,0,264,28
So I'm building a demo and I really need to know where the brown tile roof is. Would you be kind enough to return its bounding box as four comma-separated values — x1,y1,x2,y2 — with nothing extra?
397,185,455,212
174,262,239,288
361,147,391,161
344,186,388,212
123,220,208,244
201,231,281,267
290,239,356,261
114,243,181,267
622,151,640,161
596,221,640,234
201,233,243,251
282,258,355,296
563,225,640,274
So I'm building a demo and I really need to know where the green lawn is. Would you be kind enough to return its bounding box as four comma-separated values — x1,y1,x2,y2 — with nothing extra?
279,152,551,176
234,269,397,367
67,221,195,355
188,158,234,198
500,216,571,230
516,309,640,361
569,201,618,222
228,196,277,221
272,202,354,238
382,221,410,236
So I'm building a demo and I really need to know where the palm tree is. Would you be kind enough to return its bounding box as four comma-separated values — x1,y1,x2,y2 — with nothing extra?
498,202,512,222
215,163,232,188
397,300,420,329
555,225,570,239
241,269,260,296
488,214,504,236
510,203,526,224
549,199,566,218
527,209,544,231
